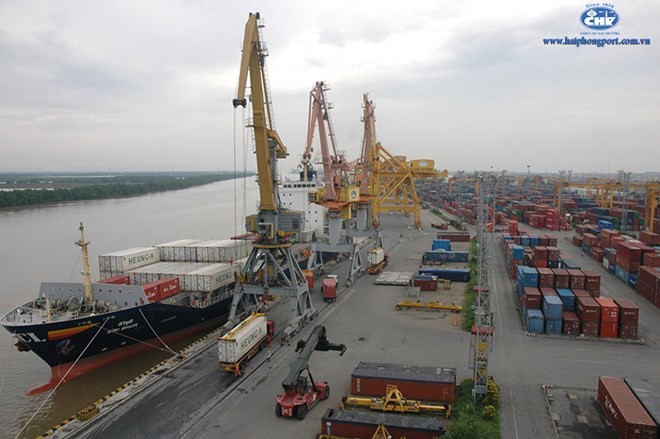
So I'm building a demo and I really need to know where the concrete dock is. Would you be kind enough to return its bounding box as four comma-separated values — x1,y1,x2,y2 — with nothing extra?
49,210,660,438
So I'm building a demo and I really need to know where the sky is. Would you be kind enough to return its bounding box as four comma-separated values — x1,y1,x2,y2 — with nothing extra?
0,0,658,174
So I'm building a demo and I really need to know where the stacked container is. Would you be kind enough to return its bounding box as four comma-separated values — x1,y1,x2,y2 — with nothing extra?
615,298,639,339
562,311,581,335
637,266,660,307
595,298,619,338
525,309,544,334
555,288,576,311
576,296,601,336
542,295,563,334
552,269,570,288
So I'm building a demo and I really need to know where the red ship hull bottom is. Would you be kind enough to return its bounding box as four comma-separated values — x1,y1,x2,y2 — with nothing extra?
27,318,221,395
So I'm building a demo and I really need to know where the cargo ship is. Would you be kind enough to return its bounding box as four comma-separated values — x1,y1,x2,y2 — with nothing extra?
0,224,242,394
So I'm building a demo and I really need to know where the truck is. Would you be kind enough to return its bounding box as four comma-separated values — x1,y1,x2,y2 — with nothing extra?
321,275,338,303
367,247,388,274
276,325,346,419
218,313,275,376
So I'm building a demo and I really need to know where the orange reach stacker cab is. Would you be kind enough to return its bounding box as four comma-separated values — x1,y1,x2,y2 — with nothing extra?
275,325,346,419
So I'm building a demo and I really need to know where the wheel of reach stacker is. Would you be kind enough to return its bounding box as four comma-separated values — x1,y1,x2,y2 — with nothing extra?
322,385,330,400
275,403,282,417
296,403,307,420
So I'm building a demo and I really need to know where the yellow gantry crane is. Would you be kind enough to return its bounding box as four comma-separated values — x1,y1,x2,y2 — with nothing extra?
360,94,447,229
555,178,660,232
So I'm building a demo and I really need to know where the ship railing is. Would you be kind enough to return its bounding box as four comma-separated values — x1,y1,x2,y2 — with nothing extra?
190,290,233,308
1,302,39,325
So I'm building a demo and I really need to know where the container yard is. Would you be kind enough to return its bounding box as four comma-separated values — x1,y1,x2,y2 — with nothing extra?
33,202,660,439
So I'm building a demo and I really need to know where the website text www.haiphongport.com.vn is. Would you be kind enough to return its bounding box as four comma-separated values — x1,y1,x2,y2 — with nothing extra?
543,37,651,47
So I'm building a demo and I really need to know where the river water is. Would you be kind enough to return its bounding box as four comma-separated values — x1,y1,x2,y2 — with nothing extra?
0,178,259,438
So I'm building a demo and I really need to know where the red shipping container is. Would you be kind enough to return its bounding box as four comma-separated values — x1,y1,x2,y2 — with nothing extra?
99,275,130,285
581,320,599,336
573,235,583,247
616,255,640,274
562,311,581,335
638,266,660,289
351,362,456,403
576,296,600,322
552,269,570,288
143,283,160,301
571,289,591,298
636,280,655,303
598,376,657,439
590,247,604,262
616,242,643,261
618,323,638,339
643,252,660,267
524,287,542,309
582,270,601,291
595,298,619,322
539,287,558,297
537,268,555,288
589,289,600,299
614,299,639,325
546,246,560,261
157,277,180,300
567,269,586,290
639,231,660,246
321,409,446,439
600,320,618,338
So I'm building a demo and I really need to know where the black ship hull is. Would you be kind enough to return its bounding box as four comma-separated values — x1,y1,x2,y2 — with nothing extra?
3,298,230,394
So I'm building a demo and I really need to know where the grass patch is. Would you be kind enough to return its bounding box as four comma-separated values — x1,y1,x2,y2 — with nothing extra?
445,378,500,439
430,208,465,231
461,238,479,331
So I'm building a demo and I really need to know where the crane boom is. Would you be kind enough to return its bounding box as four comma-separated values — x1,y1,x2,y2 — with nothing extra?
233,12,287,213
282,325,346,391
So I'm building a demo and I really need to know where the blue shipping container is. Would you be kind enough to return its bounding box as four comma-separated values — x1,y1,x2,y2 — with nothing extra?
526,309,544,334
431,239,451,251
512,245,525,260
517,266,539,287
423,251,469,263
555,288,576,311
543,295,564,320
520,236,530,247
529,236,540,246
614,265,630,284
628,273,638,288
545,318,562,334
597,219,613,230
608,263,616,274
581,244,590,254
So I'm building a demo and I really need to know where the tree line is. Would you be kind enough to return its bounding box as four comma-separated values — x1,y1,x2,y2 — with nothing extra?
0,173,245,208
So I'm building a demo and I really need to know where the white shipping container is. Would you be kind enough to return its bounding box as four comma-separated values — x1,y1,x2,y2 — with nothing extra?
218,314,267,366
367,247,385,266
99,247,160,273
156,239,203,262
126,261,236,292
194,239,252,263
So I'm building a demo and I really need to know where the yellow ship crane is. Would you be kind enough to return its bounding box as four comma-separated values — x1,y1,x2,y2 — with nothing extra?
227,12,315,340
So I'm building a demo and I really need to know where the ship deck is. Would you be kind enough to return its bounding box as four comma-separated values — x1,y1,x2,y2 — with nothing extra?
45,210,660,439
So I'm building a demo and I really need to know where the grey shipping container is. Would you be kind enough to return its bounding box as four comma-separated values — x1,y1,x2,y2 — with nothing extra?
624,378,660,431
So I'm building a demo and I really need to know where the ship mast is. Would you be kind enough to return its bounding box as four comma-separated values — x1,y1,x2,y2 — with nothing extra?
76,222,94,303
